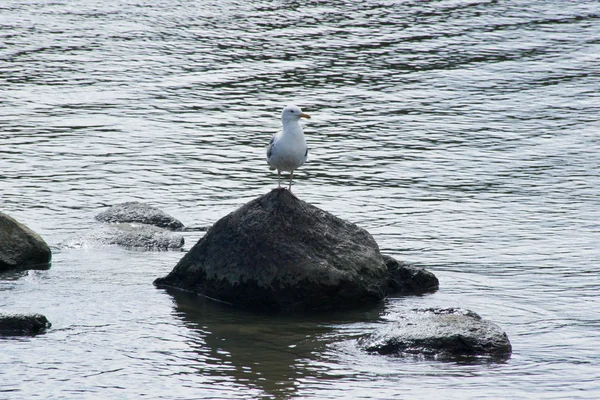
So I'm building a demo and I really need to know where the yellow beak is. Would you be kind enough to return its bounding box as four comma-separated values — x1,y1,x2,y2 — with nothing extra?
300,113,311,119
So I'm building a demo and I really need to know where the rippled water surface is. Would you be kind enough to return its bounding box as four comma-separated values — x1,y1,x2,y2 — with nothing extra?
2,0,600,398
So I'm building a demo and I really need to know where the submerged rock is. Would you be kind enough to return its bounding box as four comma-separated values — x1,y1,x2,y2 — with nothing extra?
95,202,184,231
0,313,51,336
0,213,52,271
155,189,393,311
359,308,512,361
61,223,184,251
383,255,439,295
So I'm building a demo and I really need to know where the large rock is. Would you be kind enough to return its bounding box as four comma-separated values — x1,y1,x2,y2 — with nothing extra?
60,223,184,251
95,202,184,231
0,213,52,271
359,308,512,361
155,189,393,311
0,313,51,336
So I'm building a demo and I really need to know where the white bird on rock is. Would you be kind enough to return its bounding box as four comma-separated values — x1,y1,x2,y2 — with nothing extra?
266,105,311,191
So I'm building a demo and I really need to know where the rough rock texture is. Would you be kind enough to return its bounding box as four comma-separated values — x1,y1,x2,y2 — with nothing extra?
95,202,184,231
0,313,51,336
155,189,390,311
60,223,184,250
0,213,52,271
383,255,439,295
359,308,512,361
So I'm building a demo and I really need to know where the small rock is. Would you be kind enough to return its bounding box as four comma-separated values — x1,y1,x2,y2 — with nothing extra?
359,307,512,361
95,202,184,231
61,223,184,251
0,313,51,336
0,213,52,271
383,254,439,295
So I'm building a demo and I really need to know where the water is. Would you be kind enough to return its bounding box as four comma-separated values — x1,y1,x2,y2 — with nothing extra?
1,0,599,398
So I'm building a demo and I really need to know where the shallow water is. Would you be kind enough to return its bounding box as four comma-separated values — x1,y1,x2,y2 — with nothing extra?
1,0,600,398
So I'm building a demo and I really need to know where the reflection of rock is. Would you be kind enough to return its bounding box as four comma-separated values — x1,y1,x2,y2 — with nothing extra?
95,202,184,231
0,212,52,271
0,266,50,282
182,224,211,232
383,255,439,295
163,288,379,399
0,313,51,336
155,189,398,311
359,308,512,361
61,223,184,251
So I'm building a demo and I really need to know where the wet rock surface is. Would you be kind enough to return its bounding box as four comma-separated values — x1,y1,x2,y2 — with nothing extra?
61,223,184,251
0,313,52,336
359,307,512,361
0,213,52,271
95,202,184,231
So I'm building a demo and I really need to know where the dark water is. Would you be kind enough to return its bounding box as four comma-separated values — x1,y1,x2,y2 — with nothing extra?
2,0,600,398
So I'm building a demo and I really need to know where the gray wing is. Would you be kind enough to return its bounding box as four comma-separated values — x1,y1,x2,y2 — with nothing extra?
266,135,276,169
266,135,275,160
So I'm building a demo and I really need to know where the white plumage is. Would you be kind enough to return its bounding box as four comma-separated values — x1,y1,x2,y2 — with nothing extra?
266,105,311,191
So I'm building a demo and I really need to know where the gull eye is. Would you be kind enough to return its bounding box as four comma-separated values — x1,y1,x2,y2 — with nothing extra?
290,110,295,113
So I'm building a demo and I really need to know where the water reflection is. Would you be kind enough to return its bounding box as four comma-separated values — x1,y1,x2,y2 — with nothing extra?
165,288,383,398
0,269,32,282
0,263,51,280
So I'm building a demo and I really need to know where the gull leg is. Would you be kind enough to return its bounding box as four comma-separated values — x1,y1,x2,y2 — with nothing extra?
277,170,281,188
288,170,294,191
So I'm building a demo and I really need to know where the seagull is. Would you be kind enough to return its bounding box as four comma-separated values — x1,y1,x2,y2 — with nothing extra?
266,105,311,191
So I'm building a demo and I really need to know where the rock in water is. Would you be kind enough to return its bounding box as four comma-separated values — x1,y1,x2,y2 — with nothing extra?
155,189,389,311
359,308,512,361
0,213,52,271
0,313,51,336
95,202,184,231
383,254,439,294
60,223,184,251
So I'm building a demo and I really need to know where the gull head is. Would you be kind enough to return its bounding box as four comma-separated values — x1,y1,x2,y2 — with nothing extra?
282,105,311,122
